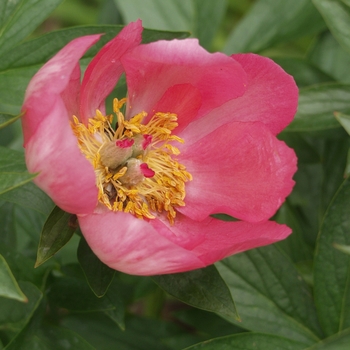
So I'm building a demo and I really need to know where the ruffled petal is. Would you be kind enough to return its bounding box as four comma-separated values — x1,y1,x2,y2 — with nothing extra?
79,20,142,123
151,214,292,266
180,54,298,140
121,39,247,127
22,35,101,214
78,211,205,276
178,121,297,222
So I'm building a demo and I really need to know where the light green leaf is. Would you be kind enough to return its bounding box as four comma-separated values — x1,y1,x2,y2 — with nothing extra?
0,146,36,195
333,243,350,255
308,32,350,84
152,265,239,319
77,236,115,298
0,254,26,302
0,112,21,129
35,206,77,268
216,245,323,345
224,0,325,54
0,25,189,115
312,0,350,54
0,0,64,55
285,84,350,132
184,333,306,350
314,178,350,336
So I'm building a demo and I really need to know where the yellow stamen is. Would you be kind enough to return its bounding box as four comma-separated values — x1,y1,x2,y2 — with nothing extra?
71,98,192,224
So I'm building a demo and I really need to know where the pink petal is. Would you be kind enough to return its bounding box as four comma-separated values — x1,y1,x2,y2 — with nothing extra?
152,214,292,266
22,35,101,145
178,121,297,223
22,35,101,214
121,39,247,126
79,20,142,123
180,54,298,140
78,211,205,275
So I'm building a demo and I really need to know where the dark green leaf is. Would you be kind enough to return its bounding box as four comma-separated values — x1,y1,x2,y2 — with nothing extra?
313,0,350,54
0,0,64,55
0,113,21,129
0,201,16,253
216,245,323,345
0,281,42,331
334,111,350,135
35,206,77,268
184,333,306,350
224,0,325,54
285,84,350,132
0,182,54,215
314,178,350,336
272,57,334,88
308,32,350,84
0,25,189,115
305,328,350,349
78,236,115,298
0,146,36,195
0,254,26,302
152,265,239,319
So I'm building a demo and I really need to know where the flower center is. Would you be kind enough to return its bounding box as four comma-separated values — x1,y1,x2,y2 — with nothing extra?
71,98,192,224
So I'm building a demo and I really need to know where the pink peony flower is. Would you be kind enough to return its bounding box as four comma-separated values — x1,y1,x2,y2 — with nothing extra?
21,21,298,275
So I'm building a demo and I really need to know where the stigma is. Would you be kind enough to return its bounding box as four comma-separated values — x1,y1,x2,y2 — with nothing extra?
71,98,192,224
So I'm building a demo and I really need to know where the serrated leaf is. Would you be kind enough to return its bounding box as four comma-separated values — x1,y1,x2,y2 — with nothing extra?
184,333,306,350
216,245,323,345
0,25,189,115
313,0,350,54
285,84,350,132
35,206,77,268
0,146,36,195
0,281,42,330
314,178,350,336
0,254,26,302
77,236,115,298
224,0,325,54
0,0,64,55
152,265,239,320
0,112,21,129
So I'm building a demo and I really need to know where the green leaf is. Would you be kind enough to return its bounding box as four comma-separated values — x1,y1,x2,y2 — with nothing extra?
115,0,226,49
0,0,64,55
77,236,115,298
333,243,350,255
312,0,350,54
334,112,350,135
0,281,42,331
216,245,323,345
272,57,334,88
314,178,350,336
0,146,36,195
224,0,325,54
0,182,54,215
0,25,189,115
152,265,239,319
0,254,26,302
0,113,21,129
184,333,306,350
285,84,350,132
0,201,16,253
308,32,350,84
305,328,350,349
35,206,77,268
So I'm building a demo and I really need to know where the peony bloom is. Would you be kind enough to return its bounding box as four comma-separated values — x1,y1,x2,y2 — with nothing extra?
22,21,298,275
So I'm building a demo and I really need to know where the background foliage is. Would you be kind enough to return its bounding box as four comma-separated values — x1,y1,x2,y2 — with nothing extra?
1,0,350,349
